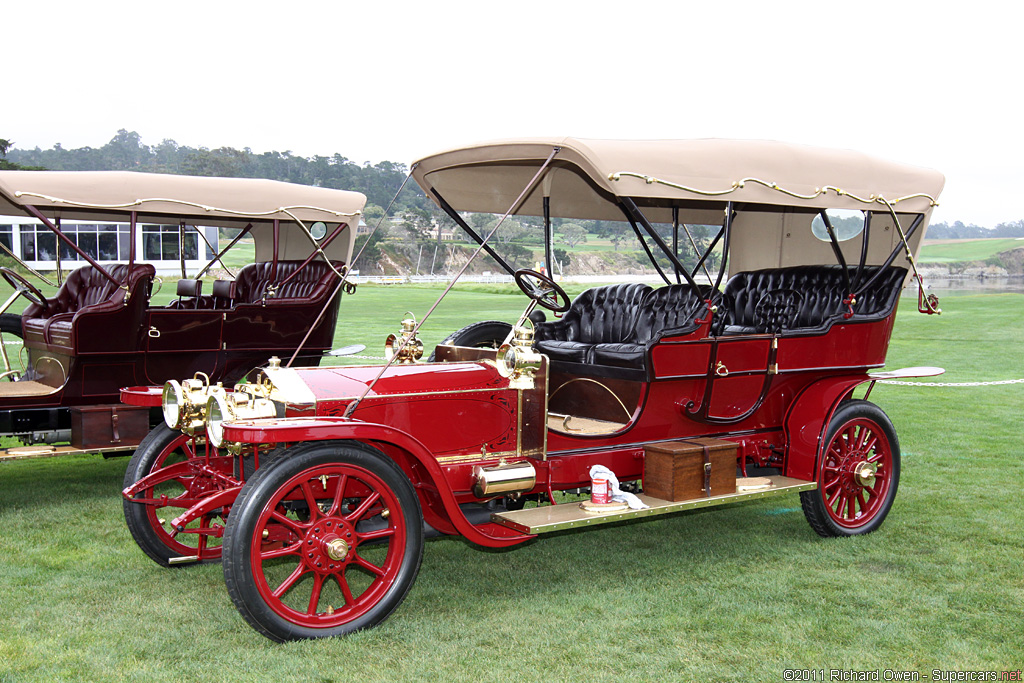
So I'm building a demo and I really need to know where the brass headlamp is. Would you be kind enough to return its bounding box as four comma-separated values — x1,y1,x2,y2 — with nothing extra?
162,373,225,435
205,387,277,450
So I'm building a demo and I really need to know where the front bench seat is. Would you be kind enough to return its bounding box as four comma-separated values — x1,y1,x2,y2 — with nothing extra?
592,285,720,368
534,283,652,363
22,263,155,353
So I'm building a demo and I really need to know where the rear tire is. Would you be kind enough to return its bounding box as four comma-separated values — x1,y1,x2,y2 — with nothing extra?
800,400,900,537
222,440,423,641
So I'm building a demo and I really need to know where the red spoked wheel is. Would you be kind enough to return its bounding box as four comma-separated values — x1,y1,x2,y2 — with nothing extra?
122,424,235,566
222,441,423,641
801,400,901,537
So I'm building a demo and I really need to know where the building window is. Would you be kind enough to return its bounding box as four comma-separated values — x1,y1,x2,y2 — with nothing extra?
143,225,198,261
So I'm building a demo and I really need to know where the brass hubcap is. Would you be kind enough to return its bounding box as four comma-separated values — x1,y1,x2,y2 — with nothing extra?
853,461,878,488
325,538,349,561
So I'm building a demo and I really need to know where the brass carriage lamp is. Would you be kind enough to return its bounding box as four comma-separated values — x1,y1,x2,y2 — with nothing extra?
384,313,424,364
496,321,542,390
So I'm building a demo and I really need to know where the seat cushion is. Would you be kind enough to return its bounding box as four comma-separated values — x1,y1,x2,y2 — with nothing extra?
535,340,593,363
592,342,646,368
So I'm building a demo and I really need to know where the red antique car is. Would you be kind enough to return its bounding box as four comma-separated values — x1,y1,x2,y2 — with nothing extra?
121,138,945,642
0,171,364,461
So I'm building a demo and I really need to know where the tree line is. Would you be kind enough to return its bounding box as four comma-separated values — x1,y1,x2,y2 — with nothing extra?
3,130,432,214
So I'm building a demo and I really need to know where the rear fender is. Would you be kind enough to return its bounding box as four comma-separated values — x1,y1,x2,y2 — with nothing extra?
221,417,535,548
783,376,867,481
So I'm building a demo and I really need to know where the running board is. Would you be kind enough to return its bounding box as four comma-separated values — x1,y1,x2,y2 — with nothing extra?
0,444,138,462
491,475,816,534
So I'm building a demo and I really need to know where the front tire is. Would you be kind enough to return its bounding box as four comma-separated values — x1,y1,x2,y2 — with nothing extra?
222,440,423,641
122,424,228,566
800,400,900,537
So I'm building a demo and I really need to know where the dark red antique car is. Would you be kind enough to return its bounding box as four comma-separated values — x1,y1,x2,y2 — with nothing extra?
121,138,945,641
0,171,364,461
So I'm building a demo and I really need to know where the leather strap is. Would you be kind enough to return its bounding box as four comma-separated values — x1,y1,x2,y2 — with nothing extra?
702,443,712,497
111,407,121,443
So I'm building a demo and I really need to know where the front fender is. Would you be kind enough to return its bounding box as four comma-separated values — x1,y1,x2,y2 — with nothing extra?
783,375,868,481
222,416,535,548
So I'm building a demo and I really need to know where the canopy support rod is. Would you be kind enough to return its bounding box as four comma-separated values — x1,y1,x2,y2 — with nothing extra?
855,211,872,289
431,191,518,277
690,225,724,282
712,203,733,293
623,210,669,285
54,217,63,285
679,219,714,285
195,223,252,280
344,147,560,418
619,197,702,292
544,196,553,276
129,211,137,267
854,213,924,297
271,220,280,280
671,207,681,284
189,225,229,278
23,205,120,287
179,220,187,280
819,211,852,295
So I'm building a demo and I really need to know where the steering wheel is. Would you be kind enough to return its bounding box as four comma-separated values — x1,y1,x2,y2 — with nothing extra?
513,269,571,313
0,267,47,308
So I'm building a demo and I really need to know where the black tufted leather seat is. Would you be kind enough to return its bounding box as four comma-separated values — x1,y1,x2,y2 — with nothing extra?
720,265,907,335
22,263,155,352
535,283,652,363
592,284,714,368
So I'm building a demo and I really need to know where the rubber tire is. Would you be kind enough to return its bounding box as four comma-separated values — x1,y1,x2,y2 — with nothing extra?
122,424,210,567
427,320,512,361
0,313,22,337
222,440,423,641
800,400,901,537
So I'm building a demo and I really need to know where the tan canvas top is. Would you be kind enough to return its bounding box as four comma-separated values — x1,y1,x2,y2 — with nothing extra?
0,170,366,227
412,137,945,220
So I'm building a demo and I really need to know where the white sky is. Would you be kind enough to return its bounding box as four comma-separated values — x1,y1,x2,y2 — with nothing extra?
7,1,1023,226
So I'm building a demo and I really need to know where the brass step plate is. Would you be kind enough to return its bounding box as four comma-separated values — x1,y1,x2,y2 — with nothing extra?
491,475,816,534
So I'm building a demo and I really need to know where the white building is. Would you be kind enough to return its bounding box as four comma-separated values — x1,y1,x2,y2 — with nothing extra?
0,216,219,276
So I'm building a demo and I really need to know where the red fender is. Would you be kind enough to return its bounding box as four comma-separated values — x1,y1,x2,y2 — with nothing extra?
170,485,242,534
222,417,536,548
783,375,868,481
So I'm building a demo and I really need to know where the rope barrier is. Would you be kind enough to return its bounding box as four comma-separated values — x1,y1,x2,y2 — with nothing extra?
878,378,1024,387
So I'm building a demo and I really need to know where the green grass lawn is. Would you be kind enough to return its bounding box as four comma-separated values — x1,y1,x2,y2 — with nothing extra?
1,286,1022,682
918,238,1024,263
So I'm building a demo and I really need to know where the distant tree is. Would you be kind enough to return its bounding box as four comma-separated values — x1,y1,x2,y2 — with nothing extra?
486,218,525,245
0,138,44,170
558,223,588,248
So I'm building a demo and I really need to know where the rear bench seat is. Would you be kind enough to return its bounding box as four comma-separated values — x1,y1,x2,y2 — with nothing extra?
534,266,907,375
720,265,908,335
232,260,345,305
164,260,346,310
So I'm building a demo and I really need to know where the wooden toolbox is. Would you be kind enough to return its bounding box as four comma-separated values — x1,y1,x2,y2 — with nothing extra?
643,438,738,501
71,404,150,450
